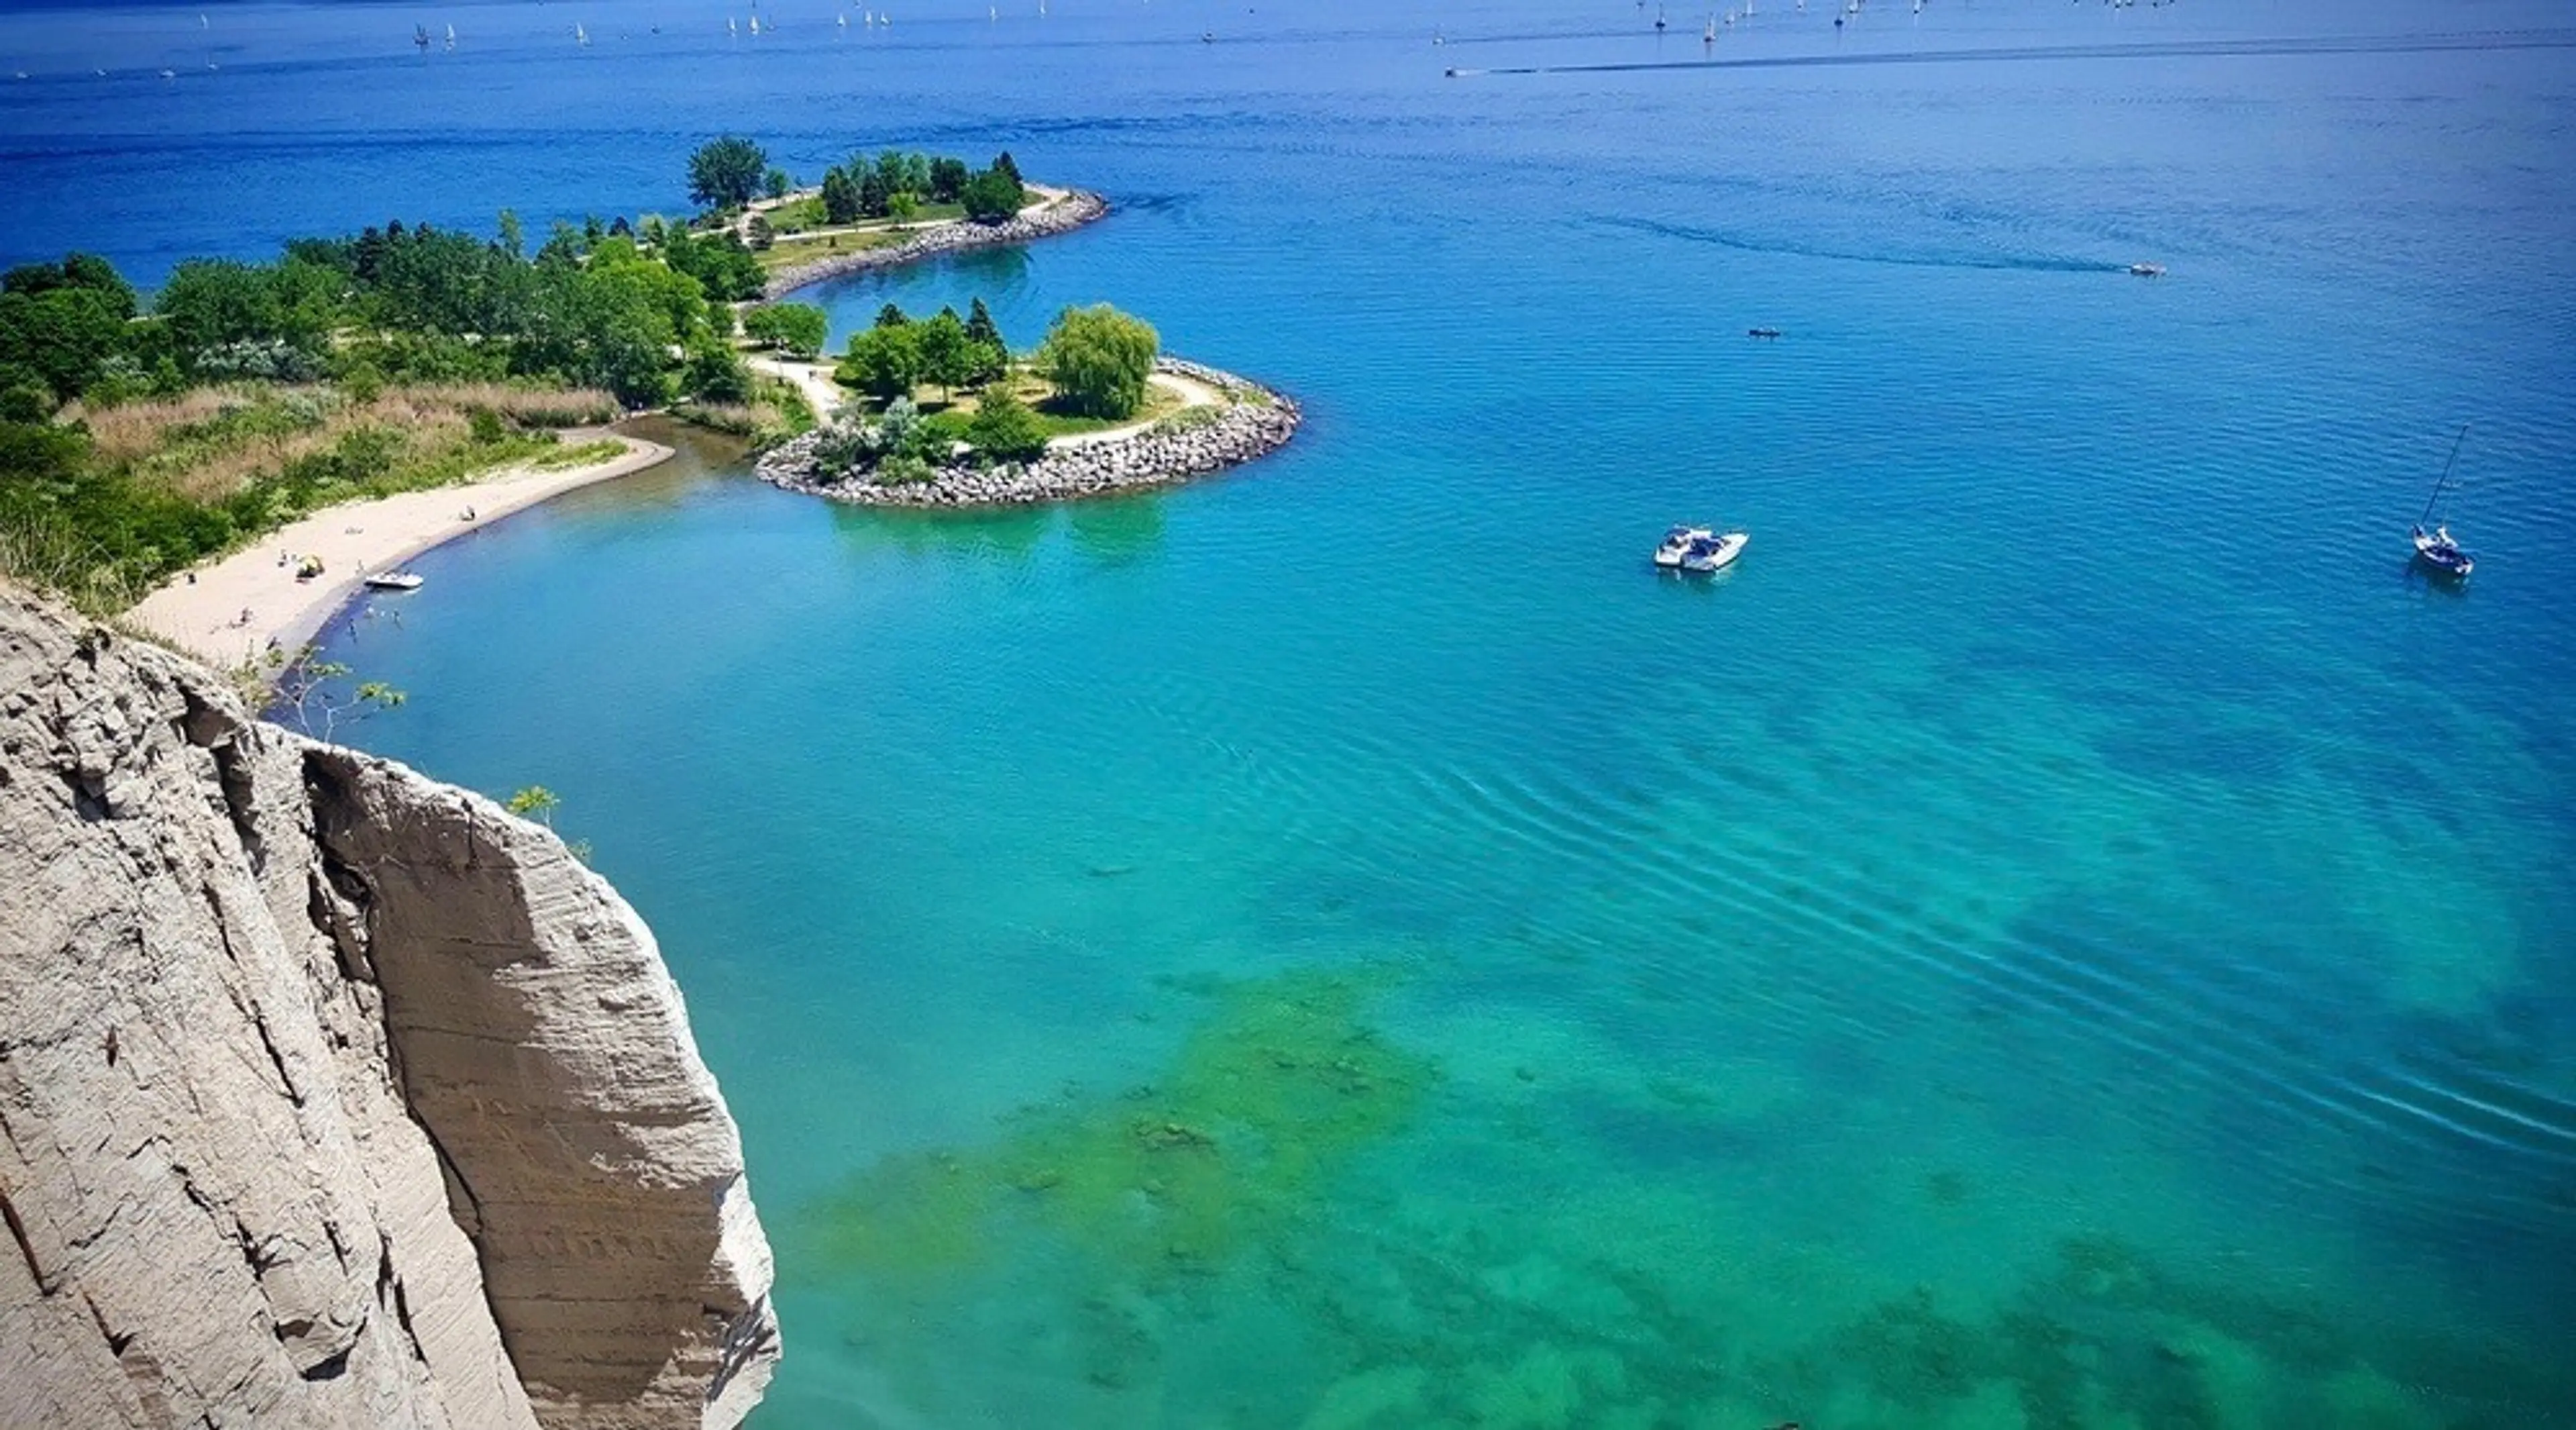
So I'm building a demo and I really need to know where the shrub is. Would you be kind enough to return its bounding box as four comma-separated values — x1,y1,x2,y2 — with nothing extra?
965,388,1049,464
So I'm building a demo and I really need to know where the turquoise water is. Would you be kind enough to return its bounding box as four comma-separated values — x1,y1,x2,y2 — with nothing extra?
15,0,2576,1422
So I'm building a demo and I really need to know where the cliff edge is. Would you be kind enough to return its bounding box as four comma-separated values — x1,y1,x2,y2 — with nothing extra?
0,586,777,1428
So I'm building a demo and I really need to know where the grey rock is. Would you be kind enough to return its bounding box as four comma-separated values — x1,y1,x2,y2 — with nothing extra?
0,586,779,1428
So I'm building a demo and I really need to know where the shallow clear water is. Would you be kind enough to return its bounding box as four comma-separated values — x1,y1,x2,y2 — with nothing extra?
12,0,2576,1423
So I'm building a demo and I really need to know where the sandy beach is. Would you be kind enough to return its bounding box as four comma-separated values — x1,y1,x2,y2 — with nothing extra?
126,432,673,670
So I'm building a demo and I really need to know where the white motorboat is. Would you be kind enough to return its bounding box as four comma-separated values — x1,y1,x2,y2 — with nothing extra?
1653,524,1714,568
1680,530,1749,573
2128,262,2166,278
363,570,425,591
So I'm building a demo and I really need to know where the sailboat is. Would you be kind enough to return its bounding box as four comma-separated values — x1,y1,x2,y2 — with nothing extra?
747,14,760,34
414,23,430,50
2410,425,2477,580
574,22,589,44
445,23,456,47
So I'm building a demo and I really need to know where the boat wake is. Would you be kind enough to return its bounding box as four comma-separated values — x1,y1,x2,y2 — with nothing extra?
1593,213,2127,274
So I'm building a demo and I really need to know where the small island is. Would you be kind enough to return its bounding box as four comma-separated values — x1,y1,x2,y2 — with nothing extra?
679,136,1111,298
753,299,1300,508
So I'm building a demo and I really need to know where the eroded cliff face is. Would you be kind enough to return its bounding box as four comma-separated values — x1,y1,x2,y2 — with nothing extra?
0,587,777,1428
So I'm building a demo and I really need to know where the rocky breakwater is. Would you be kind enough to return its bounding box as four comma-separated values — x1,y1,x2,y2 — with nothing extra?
757,358,1301,509
763,187,1110,298
0,584,778,1428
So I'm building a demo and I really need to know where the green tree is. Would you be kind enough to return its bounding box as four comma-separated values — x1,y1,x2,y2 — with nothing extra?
928,156,970,203
964,296,1003,349
875,302,910,329
1038,303,1159,419
965,387,1049,464
857,168,889,219
820,167,861,224
764,166,793,200
743,303,828,358
873,150,912,200
659,228,765,302
0,287,130,403
687,136,769,211
745,213,774,251
993,150,1022,185
961,166,1025,223
916,309,974,400
154,258,342,372
835,323,923,399
887,191,918,223
4,253,138,318
497,208,525,259
683,338,754,403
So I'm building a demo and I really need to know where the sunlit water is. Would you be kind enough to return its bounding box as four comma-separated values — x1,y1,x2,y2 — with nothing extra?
10,0,2575,1423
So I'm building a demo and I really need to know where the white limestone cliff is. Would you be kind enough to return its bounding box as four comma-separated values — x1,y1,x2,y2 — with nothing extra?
0,586,777,1427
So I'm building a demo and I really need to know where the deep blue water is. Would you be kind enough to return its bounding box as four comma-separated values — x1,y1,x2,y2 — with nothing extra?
11,1,2576,1423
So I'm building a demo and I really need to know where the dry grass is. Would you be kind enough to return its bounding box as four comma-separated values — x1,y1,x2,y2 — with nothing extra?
77,382,620,503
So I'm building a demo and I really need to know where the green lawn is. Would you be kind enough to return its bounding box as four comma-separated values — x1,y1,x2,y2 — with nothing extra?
845,368,1193,440
754,228,906,276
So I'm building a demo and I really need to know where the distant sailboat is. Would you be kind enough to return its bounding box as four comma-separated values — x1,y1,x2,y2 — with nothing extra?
445,22,456,47
414,23,431,50
1703,15,1716,40
839,11,849,25
574,21,589,44
2409,425,2478,580
747,14,759,33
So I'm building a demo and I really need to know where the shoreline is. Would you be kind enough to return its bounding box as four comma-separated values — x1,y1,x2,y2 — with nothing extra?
755,358,1301,509
125,432,674,670
761,187,1110,299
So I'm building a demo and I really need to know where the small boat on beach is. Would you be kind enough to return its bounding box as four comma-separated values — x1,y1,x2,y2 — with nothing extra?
2408,424,2476,581
363,570,425,591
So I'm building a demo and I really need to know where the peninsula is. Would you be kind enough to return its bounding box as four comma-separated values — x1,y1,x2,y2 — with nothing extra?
754,299,1301,508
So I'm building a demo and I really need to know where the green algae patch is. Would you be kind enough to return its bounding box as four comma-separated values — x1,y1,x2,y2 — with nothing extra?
804,966,1437,1286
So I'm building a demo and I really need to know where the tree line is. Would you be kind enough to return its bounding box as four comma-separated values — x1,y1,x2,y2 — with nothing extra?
689,136,1029,225
2,214,766,419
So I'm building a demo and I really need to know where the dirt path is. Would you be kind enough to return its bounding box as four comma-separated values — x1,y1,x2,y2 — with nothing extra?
1045,370,1225,450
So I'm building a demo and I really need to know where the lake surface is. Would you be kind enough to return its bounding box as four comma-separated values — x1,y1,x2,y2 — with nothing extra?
10,0,2576,1423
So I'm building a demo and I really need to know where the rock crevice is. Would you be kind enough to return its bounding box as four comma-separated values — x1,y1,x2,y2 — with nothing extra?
0,586,779,1428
